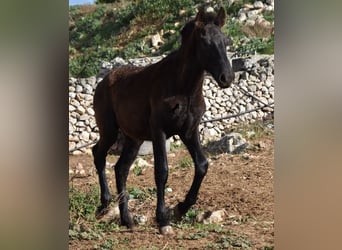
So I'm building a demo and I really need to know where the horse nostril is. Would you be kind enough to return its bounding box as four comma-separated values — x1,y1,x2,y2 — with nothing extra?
219,74,227,83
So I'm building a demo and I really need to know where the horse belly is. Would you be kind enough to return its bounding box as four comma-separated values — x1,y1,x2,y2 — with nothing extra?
115,102,152,141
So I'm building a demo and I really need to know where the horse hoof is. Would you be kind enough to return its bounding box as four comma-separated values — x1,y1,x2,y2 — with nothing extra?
95,206,110,220
159,226,174,235
128,224,136,232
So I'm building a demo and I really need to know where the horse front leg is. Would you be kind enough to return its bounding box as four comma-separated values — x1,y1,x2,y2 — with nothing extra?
174,130,209,219
151,129,173,235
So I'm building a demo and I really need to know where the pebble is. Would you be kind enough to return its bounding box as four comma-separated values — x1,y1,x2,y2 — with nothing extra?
254,1,264,9
76,85,83,93
197,209,226,224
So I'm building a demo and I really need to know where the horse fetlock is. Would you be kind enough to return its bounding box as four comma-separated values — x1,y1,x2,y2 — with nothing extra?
172,202,188,220
101,194,113,206
121,215,135,229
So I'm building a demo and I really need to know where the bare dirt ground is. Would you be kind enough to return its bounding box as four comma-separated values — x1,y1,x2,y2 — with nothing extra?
69,129,274,249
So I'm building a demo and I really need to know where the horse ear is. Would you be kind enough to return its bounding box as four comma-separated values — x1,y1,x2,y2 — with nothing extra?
216,7,226,27
195,8,205,25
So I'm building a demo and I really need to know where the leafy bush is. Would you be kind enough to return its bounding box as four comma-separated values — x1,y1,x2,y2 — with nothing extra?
236,36,274,56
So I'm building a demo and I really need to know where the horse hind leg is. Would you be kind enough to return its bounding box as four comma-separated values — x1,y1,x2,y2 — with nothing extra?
92,113,118,219
114,136,142,229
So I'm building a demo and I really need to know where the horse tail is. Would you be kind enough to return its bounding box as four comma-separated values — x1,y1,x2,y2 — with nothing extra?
92,77,119,157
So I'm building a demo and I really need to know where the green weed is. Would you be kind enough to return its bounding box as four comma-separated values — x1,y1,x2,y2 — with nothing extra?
127,186,148,200
69,186,100,223
206,234,252,249
95,238,117,250
178,155,193,168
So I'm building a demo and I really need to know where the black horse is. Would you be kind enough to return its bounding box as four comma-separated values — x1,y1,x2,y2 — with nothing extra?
92,7,234,235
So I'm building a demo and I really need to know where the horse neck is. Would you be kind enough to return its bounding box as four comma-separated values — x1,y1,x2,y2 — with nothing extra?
175,42,204,97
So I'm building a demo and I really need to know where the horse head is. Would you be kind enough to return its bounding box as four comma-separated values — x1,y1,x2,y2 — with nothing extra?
182,7,235,88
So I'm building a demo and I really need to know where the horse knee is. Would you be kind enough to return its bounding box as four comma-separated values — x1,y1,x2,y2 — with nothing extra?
196,159,208,177
93,151,106,172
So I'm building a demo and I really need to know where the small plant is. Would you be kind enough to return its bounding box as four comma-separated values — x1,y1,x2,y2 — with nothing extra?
234,120,274,140
127,186,147,200
206,234,252,249
96,238,117,250
263,10,274,23
69,186,100,222
236,37,274,56
178,155,193,168
133,165,143,176
170,141,184,152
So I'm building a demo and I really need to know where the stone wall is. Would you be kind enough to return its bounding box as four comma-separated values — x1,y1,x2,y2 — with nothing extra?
69,54,274,154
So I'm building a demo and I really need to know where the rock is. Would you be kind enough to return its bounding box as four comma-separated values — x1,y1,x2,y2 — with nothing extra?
179,9,187,16
253,1,264,9
80,131,90,141
111,57,126,67
98,204,120,222
151,33,163,48
247,10,260,20
76,105,85,115
243,3,254,9
138,140,170,155
264,5,274,12
69,141,76,150
205,6,214,13
246,131,256,138
238,12,247,22
69,92,76,98
206,133,248,154
90,132,98,140
241,153,250,160
87,107,95,116
87,76,96,85
133,215,148,225
208,128,219,137
79,114,89,121
69,104,76,112
134,158,152,168
197,209,226,224
258,141,267,149
265,79,273,87
83,84,93,94
76,85,83,93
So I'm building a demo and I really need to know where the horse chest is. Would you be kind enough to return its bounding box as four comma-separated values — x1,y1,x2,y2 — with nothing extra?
160,95,204,136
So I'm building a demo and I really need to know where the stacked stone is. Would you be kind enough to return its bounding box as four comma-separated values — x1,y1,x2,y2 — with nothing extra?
199,55,274,141
236,0,274,24
69,76,99,154
69,54,274,154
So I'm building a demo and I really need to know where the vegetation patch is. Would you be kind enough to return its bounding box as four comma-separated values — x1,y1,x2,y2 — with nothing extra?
69,0,274,77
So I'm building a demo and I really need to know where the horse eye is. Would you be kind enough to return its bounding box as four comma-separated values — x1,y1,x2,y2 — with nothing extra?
200,34,210,45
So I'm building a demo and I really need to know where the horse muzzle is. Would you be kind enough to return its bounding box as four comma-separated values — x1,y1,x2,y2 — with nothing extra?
217,71,234,88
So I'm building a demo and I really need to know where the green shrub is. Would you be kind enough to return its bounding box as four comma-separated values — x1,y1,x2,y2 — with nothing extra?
237,36,274,56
